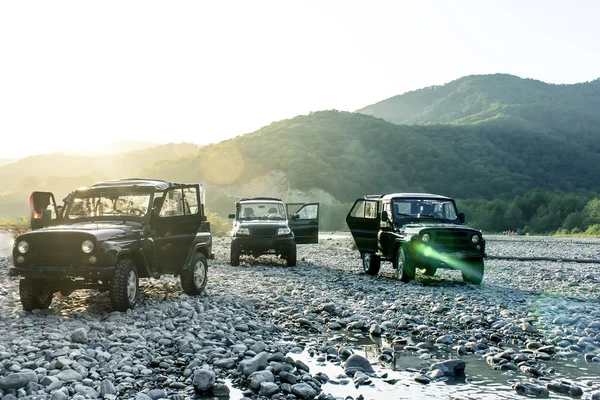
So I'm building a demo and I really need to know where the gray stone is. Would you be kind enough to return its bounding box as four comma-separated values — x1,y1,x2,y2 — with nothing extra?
71,328,88,344
192,369,216,392
75,383,99,398
100,379,117,397
513,382,549,398
50,391,68,400
56,369,83,382
0,371,38,390
258,381,280,397
247,370,274,391
148,389,168,399
344,354,375,374
291,382,318,399
135,394,153,400
212,383,230,397
239,352,269,377
429,359,466,376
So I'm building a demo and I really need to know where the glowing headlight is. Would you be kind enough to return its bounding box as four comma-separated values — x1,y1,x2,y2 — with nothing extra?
278,227,291,235
471,234,480,244
17,241,29,254
421,233,430,242
81,240,94,253
235,227,250,236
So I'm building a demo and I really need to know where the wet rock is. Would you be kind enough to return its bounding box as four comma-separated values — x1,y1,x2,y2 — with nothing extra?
258,382,280,397
247,370,274,391
100,379,117,397
291,382,318,399
513,382,549,398
413,373,431,384
239,352,269,377
429,359,465,376
344,354,375,374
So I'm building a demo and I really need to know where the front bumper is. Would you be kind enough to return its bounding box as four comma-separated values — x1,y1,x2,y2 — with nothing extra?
412,248,486,270
9,265,115,280
232,236,295,255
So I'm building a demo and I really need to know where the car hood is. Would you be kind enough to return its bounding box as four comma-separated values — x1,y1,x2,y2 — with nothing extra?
17,221,143,242
400,222,481,235
237,220,288,228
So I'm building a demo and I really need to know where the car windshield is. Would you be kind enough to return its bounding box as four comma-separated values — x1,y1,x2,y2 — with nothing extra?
238,202,286,220
392,198,458,222
64,190,152,220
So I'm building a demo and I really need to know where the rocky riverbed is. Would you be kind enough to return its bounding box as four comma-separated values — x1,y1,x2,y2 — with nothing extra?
0,234,599,399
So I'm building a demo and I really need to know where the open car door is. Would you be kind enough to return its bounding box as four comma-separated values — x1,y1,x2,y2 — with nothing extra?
29,191,60,230
346,199,379,253
287,203,319,244
151,185,203,274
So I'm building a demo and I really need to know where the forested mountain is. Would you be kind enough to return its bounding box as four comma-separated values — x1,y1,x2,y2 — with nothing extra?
141,110,600,203
357,74,600,137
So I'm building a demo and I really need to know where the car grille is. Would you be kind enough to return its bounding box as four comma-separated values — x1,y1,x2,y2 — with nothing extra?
428,230,471,252
250,227,278,238
24,233,92,267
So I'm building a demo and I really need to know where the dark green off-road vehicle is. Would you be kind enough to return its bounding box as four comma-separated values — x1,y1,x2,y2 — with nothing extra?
346,193,486,284
228,197,319,266
10,178,213,311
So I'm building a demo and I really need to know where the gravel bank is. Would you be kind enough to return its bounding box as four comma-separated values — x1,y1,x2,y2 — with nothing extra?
0,235,599,399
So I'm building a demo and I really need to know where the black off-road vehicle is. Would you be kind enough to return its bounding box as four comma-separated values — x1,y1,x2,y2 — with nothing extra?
228,198,319,266
346,193,486,284
10,178,213,311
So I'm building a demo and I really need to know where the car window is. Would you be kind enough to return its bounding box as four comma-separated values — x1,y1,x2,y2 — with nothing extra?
239,202,286,220
350,200,378,219
183,187,199,214
296,204,318,220
160,189,184,217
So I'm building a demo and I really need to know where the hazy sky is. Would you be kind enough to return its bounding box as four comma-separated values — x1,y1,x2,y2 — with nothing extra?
1,0,599,159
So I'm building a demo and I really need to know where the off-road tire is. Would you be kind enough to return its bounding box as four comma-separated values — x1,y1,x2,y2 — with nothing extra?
181,252,208,295
395,246,415,283
423,267,437,276
19,280,54,311
109,259,139,311
462,259,484,285
286,245,297,267
362,252,381,275
230,244,240,266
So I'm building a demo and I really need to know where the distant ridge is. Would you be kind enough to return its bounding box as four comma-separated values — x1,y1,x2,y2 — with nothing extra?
357,73,600,134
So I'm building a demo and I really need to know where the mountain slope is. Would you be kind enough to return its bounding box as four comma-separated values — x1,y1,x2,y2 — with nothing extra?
357,74,600,135
141,111,600,203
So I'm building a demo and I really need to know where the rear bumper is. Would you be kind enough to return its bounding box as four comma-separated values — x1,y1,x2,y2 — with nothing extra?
232,236,295,255
9,265,115,280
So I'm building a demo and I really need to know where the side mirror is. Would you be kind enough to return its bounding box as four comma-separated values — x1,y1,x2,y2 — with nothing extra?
290,213,299,221
381,211,389,221
458,213,465,223
228,213,235,219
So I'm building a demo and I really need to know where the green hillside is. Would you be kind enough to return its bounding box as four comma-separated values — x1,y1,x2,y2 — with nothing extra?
357,74,600,139
141,110,600,203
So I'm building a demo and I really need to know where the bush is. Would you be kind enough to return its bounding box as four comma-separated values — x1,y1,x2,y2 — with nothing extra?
206,211,231,237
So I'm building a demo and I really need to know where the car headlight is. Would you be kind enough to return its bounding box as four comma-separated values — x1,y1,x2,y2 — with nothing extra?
471,234,480,244
81,240,94,253
278,227,291,235
235,227,250,236
17,241,29,254
421,233,430,243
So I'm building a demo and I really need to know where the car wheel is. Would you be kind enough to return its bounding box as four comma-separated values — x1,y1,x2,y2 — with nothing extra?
423,267,437,276
181,252,208,295
109,259,139,312
19,280,54,311
462,259,484,284
395,246,415,283
362,252,381,275
230,244,240,266
286,245,297,267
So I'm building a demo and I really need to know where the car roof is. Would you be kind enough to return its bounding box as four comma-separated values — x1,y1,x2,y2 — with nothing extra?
89,178,175,191
238,197,283,203
365,193,454,201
